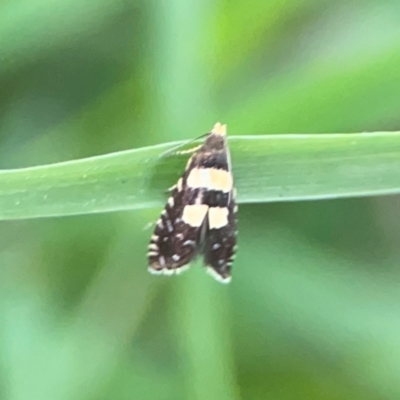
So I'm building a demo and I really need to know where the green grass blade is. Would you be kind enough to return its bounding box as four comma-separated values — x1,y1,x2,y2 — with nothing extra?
0,132,400,220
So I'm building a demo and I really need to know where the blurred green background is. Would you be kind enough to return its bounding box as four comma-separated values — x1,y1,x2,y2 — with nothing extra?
1,0,400,399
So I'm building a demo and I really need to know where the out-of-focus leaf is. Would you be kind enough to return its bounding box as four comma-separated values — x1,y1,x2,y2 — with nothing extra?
234,220,400,398
227,46,400,134
0,0,133,75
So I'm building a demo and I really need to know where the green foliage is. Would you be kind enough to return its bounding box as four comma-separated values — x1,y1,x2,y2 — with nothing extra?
1,0,400,399
1,132,400,220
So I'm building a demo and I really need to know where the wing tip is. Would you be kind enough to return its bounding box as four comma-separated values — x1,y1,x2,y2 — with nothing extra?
148,264,190,276
206,267,232,284
149,265,231,283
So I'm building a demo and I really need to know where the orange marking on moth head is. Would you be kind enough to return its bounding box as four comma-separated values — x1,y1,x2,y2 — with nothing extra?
211,122,227,136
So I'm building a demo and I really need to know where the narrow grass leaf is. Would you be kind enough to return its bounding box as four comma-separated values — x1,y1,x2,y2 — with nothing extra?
0,132,399,220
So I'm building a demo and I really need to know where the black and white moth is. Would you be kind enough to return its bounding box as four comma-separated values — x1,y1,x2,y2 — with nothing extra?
147,122,237,283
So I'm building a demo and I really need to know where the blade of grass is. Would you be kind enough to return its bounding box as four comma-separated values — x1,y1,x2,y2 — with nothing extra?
0,132,399,220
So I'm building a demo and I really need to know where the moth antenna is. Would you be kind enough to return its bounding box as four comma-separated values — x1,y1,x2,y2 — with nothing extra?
143,221,156,231
158,132,209,158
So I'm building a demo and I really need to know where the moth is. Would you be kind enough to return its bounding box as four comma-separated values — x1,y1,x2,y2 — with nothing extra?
147,122,238,283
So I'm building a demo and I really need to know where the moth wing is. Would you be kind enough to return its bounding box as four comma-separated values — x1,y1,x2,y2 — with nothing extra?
148,182,207,275
203,198,237,283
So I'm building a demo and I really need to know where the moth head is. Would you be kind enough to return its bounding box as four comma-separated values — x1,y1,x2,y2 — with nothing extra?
203,122,227,151
211,122,226,137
